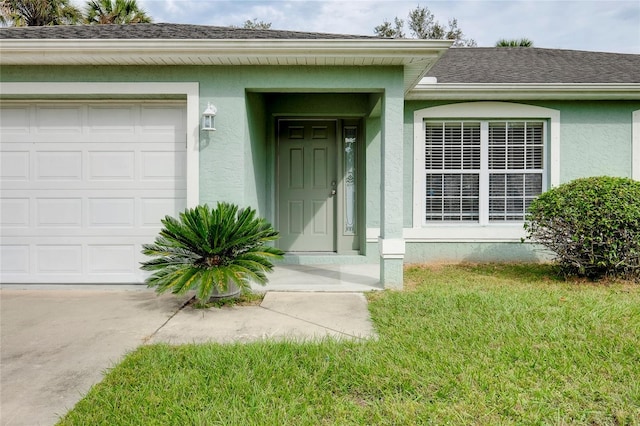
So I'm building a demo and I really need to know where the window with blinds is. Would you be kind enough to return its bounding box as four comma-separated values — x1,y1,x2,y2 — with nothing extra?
425,122,480,221
488,122,544,221
424,120,545,223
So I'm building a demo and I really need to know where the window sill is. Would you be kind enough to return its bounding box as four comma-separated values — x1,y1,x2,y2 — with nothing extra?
366,226,527,243
407,225,527,242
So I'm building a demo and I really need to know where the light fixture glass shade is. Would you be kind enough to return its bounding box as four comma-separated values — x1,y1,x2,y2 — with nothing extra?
202,103,217,131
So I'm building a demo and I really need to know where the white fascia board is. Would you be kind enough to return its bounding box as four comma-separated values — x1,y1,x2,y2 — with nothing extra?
407,83,640,100
0,38,453,65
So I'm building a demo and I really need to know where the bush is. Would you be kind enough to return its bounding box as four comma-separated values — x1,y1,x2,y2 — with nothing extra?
141,203,284,303
524,176,640,281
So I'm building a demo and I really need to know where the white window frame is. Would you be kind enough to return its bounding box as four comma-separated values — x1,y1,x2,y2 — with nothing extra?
411,102,560,241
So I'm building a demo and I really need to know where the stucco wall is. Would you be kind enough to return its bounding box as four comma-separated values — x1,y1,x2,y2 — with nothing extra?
538,101,637,181
5,63,636,264
401,99,640,262
404,100,640,227
1,65,402,232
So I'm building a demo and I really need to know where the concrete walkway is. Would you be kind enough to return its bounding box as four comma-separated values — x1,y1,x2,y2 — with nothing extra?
0,283,378,426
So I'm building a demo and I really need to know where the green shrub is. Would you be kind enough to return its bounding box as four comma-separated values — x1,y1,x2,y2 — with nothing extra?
141,203,284,303
524,176,640,281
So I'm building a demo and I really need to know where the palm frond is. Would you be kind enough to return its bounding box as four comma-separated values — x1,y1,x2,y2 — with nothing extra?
141,203,284,303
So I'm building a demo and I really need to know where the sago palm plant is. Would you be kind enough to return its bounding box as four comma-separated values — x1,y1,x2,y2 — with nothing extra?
141,203,284,303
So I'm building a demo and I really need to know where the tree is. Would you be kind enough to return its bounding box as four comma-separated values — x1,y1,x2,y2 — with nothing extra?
374,5,476,47
242,18,271,30
496,38,534,47
1,0,81,26
84,0,151,24
373,17,404,38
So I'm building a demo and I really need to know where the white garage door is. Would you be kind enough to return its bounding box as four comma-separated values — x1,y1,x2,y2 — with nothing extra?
0,101,187,283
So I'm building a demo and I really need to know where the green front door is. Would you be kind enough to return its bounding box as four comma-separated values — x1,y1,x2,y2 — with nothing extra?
278,120,336,252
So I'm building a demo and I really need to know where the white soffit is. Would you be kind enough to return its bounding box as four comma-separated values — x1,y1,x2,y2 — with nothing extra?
0,38,453,93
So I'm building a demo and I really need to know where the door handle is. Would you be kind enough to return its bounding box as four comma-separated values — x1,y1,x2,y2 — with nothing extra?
330,189,337,196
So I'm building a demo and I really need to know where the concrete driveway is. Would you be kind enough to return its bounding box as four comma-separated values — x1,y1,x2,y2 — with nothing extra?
0,287,376,426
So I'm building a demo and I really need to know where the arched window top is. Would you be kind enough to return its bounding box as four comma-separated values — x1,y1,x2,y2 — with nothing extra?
414,102,560,121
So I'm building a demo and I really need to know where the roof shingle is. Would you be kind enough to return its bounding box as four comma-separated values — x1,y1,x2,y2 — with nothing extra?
0,23,375,40
426,47,640,84
2,24,639,85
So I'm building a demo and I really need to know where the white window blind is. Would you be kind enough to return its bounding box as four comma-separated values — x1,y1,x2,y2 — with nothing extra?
488,122,544,221
425,122,480,221
424,120,545,224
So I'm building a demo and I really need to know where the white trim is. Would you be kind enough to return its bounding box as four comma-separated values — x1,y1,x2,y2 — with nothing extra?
366,227,525,243
366,228,380,242
0,82,200,207
0,38,453,53
407,83,640,100
403,225,525,241
412,102,560,240
0,39,452,94
378,237,406,258
633,110,640,181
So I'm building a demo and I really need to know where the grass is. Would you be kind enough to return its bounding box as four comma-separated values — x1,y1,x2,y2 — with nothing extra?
190,290,265,309
58,263,640,425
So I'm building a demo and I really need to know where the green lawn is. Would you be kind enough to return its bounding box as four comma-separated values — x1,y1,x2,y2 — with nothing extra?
58,264,640,425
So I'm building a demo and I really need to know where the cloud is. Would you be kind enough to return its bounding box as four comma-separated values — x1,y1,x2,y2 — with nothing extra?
69,0,640,53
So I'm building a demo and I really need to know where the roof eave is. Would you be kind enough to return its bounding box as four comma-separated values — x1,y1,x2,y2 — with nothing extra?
0,38,453,93
406,83,640,100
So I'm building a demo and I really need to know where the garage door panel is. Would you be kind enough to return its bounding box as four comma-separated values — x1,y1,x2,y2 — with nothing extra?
36,245,83,274
87,244,136,274
35,106,83,134
0,151,29,179
1,239,152,283
3,146,185,183
1,190,186,234
36,198,82,227
0,106,30,132
1,188,186,198
141,151,186,179
141,105,186,130
141,197,187,226
88,198,136,227
2,180,185,191
0,101,187,284
2,227,173,238
1,245,30,274
0,198,30,227
0,134,185,143
6,134,185,144
35,151,83,180
88,151,135,180
87,105,136,133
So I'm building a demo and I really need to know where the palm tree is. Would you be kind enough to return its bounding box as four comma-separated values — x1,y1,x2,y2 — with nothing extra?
1,0,81,26
495,38,534,47
84,0,151,24
141,203,284,303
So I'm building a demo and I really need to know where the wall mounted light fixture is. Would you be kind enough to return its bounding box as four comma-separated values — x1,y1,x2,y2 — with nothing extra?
202,103,217,131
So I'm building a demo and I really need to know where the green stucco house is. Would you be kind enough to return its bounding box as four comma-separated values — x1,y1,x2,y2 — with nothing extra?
1,24,639,287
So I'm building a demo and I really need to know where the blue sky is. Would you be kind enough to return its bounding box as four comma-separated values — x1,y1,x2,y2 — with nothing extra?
93,0,640,53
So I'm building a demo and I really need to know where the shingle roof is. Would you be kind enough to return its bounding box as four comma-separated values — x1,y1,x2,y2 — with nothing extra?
426,47,640,84
2,24,638,85
0,23,375,40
